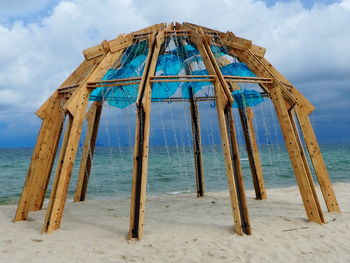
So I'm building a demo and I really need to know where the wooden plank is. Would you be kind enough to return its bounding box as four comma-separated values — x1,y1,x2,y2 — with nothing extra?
191,31,250,235
43,48,126,233
83,40,110,60
189,31,233,104
288,109,325,223
74,101,103,202
221,32,266,58
30,101,65,211
36,56,104,119
229,46,315,114
225,105,251,235
214,81,244,236
258,57,315,114
189,91,205,197
131,23,166,35
129,33,162,240
249,44,266,58
269,84,323,224
295,106,340,212
109,34,133,54
14,93,65,221
239,107,266,200
42,114,72,232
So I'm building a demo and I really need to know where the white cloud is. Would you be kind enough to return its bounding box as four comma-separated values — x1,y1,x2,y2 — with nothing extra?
0,0,349,145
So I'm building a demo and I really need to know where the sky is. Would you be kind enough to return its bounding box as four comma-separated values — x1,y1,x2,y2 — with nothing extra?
0,0,349,147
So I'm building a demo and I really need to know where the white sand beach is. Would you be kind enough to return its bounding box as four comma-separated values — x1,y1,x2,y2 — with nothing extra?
1,182,349,263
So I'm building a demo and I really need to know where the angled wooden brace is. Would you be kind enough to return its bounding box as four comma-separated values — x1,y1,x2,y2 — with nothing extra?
190,30,251,235
74,101,103,202
189,91,205,197
230,83,266,200
129,32,164,240
294,105,340,212
238,106,266,200
14,92,65,221
269,83,324,224
14,53,109,223
226,42,325,223
42,46,126,233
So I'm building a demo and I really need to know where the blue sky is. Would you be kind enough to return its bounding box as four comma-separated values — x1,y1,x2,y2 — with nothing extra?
0,0,349,147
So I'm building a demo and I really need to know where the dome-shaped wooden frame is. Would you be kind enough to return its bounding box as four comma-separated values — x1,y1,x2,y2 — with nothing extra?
14,22,340,240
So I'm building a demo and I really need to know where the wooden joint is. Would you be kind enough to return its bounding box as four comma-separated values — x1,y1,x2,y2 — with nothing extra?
222,32,266,58
83,40,110,60
109,34,132,54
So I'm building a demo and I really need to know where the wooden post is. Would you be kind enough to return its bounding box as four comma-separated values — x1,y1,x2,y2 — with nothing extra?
189,31,251,235
74,101,103,202
228,44,327,223
238,107,266,200
42,47,126,233
14,93,65,222
295,106,340,212
189,90,205,197
129,33,163,240
288,109,324,223
42,91,89,233
224,105,252,235
269,84,324,224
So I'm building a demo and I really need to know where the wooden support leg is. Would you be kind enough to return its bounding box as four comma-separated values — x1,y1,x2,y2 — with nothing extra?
14,94,64,222
30,112,65,211
190,34,251,235
129,34,161,240
214,84,251,235
42,89,89,233
74,101,103,202
225,106,251,235
295,107,340,213
129,104,151,240
269,85,324,224
238,107,266,200
288,109,324,223
189,93,205,197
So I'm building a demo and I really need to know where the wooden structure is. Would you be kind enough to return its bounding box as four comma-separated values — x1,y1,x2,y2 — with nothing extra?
14,22,340,239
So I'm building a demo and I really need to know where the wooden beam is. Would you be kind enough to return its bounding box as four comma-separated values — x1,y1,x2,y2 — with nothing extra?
225,105,252,235
189,89,205,197
221,32,266,58
191,30,251,235
14,92,65,222
238,107,266,200
30,99,65,211
109,34,133,54
74,101,103,202
189,31,233,104
214,80,251,235
83,40,110,60
269,84,324,224
258,57,315,114
289,109,324,223
42,47,126,233
42,114,72,232
228,45,315,114
129,33,163,240
295,106,340,213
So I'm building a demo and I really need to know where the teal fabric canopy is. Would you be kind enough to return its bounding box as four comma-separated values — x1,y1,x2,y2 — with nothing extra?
89,37,261,108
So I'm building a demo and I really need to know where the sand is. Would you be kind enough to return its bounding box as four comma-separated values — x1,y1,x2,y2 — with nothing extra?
1,182,349,263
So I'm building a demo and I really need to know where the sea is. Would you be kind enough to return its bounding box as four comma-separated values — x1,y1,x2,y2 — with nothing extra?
0,143,349,205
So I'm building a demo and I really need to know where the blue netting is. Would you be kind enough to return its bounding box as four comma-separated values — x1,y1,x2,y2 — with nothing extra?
89,40,148,108
232,89,264,109
152,38,211,101
210,44,255,77
89,38,262,108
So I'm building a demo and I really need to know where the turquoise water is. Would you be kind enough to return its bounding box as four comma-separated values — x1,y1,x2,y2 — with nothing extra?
0,143,349,205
